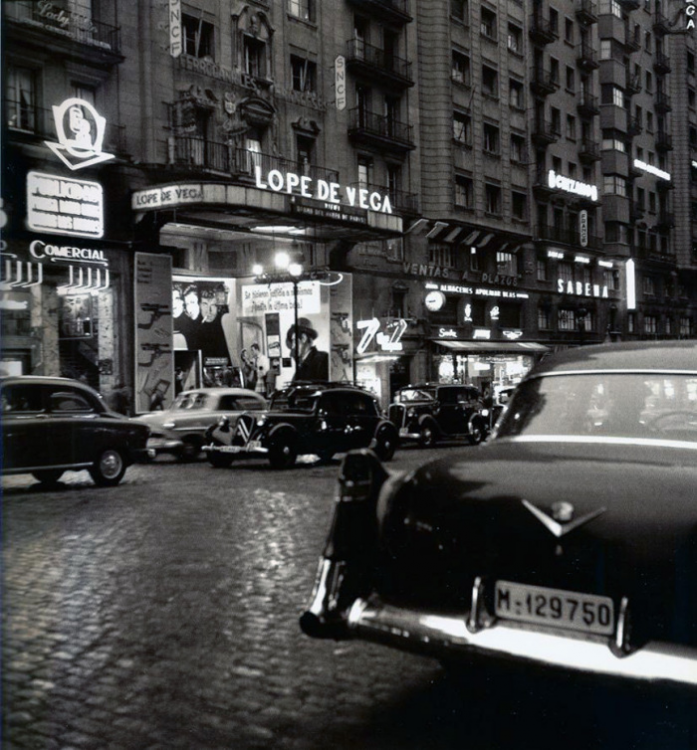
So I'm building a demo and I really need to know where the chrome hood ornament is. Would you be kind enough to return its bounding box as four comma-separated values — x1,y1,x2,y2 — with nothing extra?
522,499,606,538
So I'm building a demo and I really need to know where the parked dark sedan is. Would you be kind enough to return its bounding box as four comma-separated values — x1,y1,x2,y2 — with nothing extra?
301,342,697,688
388,383,488,446
1,376,152,486
204,382,398,469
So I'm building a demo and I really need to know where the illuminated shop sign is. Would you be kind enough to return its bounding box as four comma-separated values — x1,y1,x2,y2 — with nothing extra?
686,1,696,30
503,330,523,340
632,160,670,181
255,168,392,214
29,240,108,265
45,98,114,170
425,290,446,311
356,318,407,353
424,281,530,300
169,0,182,57
547,170,598,202
27,171,104,238
438,328,458,338
473,329,491,340
557,279,609,298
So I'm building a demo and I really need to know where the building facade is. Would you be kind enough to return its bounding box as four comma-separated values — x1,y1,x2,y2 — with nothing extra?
2,0,695,412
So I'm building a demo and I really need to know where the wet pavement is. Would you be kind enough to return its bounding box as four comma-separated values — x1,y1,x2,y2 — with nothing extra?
3,449,695,749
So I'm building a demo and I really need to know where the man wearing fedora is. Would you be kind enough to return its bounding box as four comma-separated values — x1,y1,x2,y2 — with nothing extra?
286,317,329,382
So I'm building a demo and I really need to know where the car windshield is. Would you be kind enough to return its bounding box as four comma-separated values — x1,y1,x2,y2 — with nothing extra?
172,392,210,410
269,390,320,413
496,372,697,443
396,388,436,403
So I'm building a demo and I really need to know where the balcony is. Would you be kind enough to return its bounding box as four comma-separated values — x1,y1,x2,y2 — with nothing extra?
529,14,558,45
577,44,599,71
347,108,415,152
576,0,599,25
653,11,670,36
531,120,560,147
656,131,673,151
530,69,560,97
577,92,600,118
351,183,419,215
653,51,671,75
345,40,414,88
625,72,642,95
345,0,412,25
4,0,122,64
536,222,601,249
533,167,555,199
655,90,672,112
169,139,340,185
579,138,601,163
4,100,127,154
656,211,676,230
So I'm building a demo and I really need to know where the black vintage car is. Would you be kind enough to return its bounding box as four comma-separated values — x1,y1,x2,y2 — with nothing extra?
1,376,152,486
301,342,697,688
388,383,489,446
203,382,399,469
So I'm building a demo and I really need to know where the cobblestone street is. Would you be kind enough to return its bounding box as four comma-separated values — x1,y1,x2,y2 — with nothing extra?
3,449,695,750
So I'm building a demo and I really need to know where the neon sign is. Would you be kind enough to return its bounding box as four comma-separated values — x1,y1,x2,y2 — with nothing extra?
45,98,114,170
356,318,407,353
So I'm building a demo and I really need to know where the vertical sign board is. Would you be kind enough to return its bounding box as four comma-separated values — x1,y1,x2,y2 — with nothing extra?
170,0,182,58
335,56,346,111
579,209,588,248
134,253,174,413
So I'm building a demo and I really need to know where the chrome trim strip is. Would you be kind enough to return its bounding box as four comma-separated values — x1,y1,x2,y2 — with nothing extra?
346,598,697,687
508,435,697,451
528,369,697,379
3,462,93,474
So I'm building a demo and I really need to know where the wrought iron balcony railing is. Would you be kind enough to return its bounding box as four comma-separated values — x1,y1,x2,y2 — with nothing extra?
345,39,413,85
347,108,415,150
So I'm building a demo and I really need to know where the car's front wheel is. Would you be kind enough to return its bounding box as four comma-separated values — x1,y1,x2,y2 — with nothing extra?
206,442,234,468
269,435,297,469
32,469,64,486
467,418,485,445
418,422,437,448
373,426,398,461
89,448,126,486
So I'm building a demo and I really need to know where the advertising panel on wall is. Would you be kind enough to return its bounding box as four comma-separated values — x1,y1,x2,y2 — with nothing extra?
135,253,174,413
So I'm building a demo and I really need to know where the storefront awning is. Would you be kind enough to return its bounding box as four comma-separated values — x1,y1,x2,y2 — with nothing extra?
431,341,550,352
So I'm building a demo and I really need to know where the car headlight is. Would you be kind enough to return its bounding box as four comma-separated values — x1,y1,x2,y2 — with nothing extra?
163,421,176,429
256,415,267,427
407,408,417,418
481,409,489,417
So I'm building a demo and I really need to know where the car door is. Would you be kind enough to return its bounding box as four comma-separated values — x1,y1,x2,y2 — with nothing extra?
1,382,51,470
435,387,463,435
313,392,348,454
43,385,104,468
343,392,380,450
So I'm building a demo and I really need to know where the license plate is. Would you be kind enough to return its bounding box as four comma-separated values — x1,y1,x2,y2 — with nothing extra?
494,580,614,636
399,427,409,437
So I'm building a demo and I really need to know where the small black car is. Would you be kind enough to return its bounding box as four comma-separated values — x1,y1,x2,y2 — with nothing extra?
203,382,399,469
388,383,488,447
1,376,152,486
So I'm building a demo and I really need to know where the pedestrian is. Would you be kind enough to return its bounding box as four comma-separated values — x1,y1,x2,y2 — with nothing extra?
250,342,270,395
285,317,329,382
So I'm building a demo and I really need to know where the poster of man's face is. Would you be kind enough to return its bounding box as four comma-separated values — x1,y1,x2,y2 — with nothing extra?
59,294,92,338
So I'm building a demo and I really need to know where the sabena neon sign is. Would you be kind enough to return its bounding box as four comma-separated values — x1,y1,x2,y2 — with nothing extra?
255,167,393,214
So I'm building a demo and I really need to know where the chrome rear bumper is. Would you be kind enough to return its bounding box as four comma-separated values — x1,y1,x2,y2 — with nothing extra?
346,597,697,687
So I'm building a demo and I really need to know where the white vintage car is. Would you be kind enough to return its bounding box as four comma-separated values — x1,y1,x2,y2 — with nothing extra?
132,387,266,461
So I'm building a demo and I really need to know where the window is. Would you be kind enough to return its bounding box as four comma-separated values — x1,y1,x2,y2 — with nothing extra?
603,175,627,196
680,317,693,337
497,252,518,276
288,0,314,22
452,51,471,85
451,0,468,22
481,8,497,40
643,276,656,296
429,243,454,267
565,17,574,43
485,184,501,215
559,262,574,285
538,307,552,330
601,131,626,151
536,258,548,281
244,36,266,77
644,315,658,335
453,112,472,145
566,115,576,140
551,107,561,134
645,70,653,93
482,65,498,97
550,58,560,85
558,309,576,331
646,111,654,133
508,23,522,53
510,133,526,162
509,78,524,109
72,84,96,106
455,175,473,208
550,7,559,34
600,40,612,60
6,66,35,131
483,123,499,154
644,31,652,53
296,135,314,173
599,0,623,17
512,191,527,220
183,14,214,58
357,156,373,187
291,55,316,92
566,66,575,92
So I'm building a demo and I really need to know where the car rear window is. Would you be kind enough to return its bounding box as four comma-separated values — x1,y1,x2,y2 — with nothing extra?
2,384,45,413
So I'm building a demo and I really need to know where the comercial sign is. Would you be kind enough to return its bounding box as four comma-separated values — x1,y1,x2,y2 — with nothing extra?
424,281,530,300
579,210,588,248
335,56,346,111
547,170,598,202
557,279,609,298
44,98,114,171
169,0,182,57
27,171,104,238
255,168,393,214
356,318,407,354
632,159,670,181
